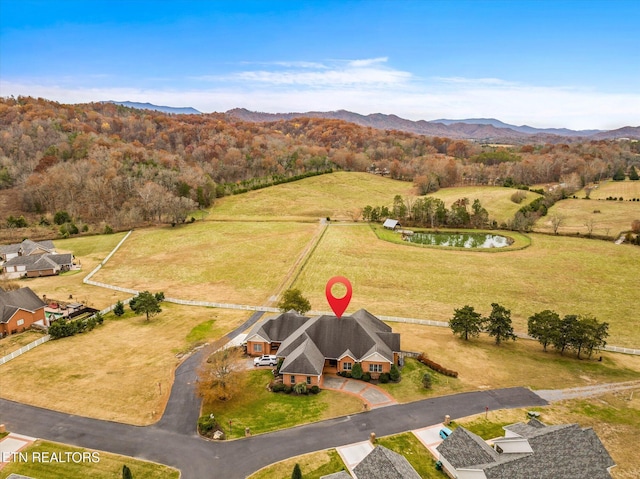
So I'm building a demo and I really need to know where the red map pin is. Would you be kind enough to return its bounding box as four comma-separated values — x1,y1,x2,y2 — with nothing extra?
325,276,352,318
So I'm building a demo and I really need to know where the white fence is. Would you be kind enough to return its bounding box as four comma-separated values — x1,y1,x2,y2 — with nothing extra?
0,335,51,365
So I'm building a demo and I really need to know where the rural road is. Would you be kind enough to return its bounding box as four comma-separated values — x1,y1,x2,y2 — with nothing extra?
0,387,546,478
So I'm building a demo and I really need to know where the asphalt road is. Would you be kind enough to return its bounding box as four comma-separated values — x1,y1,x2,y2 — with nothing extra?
0,386,546,478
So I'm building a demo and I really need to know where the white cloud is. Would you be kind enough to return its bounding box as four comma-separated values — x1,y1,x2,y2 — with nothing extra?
2,69,639,130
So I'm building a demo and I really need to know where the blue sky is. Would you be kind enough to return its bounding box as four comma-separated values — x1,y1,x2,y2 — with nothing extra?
1,0,638,129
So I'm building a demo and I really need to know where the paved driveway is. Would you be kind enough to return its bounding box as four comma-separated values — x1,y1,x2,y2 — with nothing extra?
322,376,396,408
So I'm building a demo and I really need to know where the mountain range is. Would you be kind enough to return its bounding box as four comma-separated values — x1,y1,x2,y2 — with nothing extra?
105,101,639,142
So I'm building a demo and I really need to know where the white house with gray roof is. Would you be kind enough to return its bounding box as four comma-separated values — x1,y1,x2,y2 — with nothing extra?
436,419,615,479
246,309,400,388
1,239,74,279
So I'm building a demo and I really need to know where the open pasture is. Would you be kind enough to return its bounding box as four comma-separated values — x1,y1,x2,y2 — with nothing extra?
582,179,640,200
535,197,639,238
94,221,318,305
209,171,414,221
0,303,249,425
294,225,640,346
425,186,543,224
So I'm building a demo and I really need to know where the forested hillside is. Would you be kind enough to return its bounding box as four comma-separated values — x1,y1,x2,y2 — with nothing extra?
1,97,638,233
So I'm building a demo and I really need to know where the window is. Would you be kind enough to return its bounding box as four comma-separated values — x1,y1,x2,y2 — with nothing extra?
369,364,383,373
290,376,296,384
306,376,311,385
17,319,24,326
343,362,352,371
253,343,262,352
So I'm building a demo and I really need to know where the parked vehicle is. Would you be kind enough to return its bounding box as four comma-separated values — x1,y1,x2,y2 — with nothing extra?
439,427,452,440
253,355,278,367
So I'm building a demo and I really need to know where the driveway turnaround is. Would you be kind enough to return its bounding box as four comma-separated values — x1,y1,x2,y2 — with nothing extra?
0,387,546,478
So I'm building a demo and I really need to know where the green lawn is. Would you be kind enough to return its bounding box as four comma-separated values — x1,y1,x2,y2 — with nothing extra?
377,433,448,479
0,440,178,479
202,370,364,438
293,224,640,346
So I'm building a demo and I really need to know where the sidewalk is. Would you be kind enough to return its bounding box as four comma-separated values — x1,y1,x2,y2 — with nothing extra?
321,375,397,409
0,432,36,470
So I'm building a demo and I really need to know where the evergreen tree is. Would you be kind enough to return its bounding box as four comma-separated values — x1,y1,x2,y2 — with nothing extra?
485,303,517,345
291,463,302,479
527,310,560,351
351,362,363,380
629,165,639,181
449,305,484,340
113,300,125,317
122,464,133,479
613,167,626,181
130,291,162,321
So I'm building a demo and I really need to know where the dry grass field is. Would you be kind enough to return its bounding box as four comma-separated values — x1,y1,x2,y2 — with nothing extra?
294,225,640,346
426,186,543,224
93,221,318,304
0,303,249,424
582,179,640,200
535,198,639,238
209,171,414,221
391,323,640,392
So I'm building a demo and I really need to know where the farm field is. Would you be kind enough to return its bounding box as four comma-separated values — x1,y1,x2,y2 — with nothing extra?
94,221,319,305
581,179,640,200
0,303,249,425
425,185,543,224
210,171,414,221
294,224,640,346
534,197,639,238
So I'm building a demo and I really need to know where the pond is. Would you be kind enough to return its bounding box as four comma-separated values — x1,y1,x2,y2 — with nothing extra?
405,232,512,249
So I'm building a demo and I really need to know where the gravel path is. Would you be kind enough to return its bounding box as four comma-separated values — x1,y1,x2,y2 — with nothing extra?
535,380,640,402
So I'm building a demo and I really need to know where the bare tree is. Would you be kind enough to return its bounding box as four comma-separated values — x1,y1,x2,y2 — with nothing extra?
584,218,596,237
197,347,246,402
550,214,564,235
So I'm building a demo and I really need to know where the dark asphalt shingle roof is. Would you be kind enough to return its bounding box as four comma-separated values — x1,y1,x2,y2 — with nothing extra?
320,472,351,479
247,310,309,342
0,239,55,256
0,287,46,323
437,421,615,479
279,337,325,376
3,253,72,272
353,446,421,479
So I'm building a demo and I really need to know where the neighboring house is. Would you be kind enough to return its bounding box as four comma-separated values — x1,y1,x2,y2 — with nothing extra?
0,239,55,262
436,419,616,479
246,309,400,387
382,218,400,230
0,287,47,337
319,446,420,479
2,253,74,278
353,446,421,479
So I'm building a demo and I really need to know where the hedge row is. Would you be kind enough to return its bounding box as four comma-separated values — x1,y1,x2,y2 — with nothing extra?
416,353,459,378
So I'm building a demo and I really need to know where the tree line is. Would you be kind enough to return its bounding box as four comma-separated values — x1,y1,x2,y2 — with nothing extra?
450,304,609,359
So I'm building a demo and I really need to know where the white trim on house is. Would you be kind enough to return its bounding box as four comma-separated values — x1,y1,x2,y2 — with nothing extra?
360,351,392,364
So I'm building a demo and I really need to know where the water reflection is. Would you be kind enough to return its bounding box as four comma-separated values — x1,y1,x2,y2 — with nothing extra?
406,232,510,248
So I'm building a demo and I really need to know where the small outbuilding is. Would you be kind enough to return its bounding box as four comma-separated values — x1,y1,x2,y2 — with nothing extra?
382,219,400,230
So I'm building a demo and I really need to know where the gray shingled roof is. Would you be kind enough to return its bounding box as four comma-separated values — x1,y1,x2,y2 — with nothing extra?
3,253,72,272
279,336,325,376
0,239,55,256
437,421,615,479
246,310,309,342
320,472,351,479
353,446,420,479
0,287,46,323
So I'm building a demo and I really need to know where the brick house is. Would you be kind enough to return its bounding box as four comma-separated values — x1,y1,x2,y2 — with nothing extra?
246,309,400,387
0,287,47,337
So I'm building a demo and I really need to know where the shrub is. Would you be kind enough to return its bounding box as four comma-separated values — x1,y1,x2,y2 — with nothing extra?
510,190,527,204
197,414,218,434
351,362,363,379
422,373,432,389
283,385,293,394
272,382,285,393
362,372,371,382
94,312,104,325
309,385,320,394
54,211,71,225
389,364,401,382
104,225,114,234
293,382,307,395
344,371,352,378
379,373,390,383
113,301,125,317
416,353,459,378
